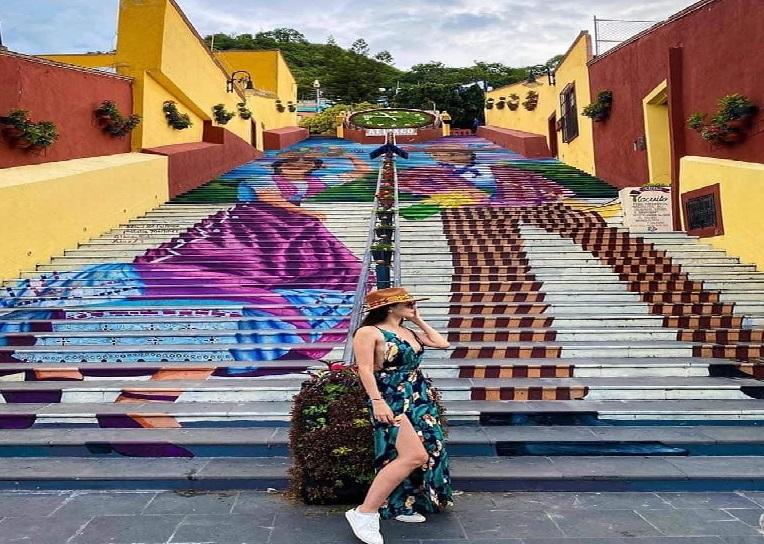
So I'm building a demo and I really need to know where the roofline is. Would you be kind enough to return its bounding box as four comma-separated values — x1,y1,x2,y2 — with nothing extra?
588,0,718,65
3,50,132,81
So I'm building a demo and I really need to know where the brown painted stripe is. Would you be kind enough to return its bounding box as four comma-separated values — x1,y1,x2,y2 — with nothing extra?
471,386,588,401
127,414,182,428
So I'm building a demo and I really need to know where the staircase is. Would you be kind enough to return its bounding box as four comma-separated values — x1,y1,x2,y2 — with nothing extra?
1,136,764,490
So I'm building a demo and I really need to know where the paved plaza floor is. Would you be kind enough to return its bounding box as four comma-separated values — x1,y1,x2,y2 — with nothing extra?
0,489,763,543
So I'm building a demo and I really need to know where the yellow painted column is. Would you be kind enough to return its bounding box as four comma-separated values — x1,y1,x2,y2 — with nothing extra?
336,112,346,138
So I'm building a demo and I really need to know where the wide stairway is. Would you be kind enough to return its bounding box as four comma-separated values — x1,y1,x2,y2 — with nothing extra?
1,136,763,489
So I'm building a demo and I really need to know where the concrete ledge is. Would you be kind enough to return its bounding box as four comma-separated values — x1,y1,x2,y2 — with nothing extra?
143,123,261,198
0,153,168,280
478,125,552,158
262,127,309,150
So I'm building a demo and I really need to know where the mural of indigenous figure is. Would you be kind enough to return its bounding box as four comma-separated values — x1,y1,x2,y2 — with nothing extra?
0,143,375,365
398,142,574,220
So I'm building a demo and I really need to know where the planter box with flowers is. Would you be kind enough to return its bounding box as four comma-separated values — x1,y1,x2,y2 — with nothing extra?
582,90,613,122
688,94,758,146
0,109,59,152
370,241,394,265
94,100,141,137
523,91,539,111
163,101,193,130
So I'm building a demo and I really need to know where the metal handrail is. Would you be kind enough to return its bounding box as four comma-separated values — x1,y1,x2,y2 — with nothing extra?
391,132,402,287
341,133,388,364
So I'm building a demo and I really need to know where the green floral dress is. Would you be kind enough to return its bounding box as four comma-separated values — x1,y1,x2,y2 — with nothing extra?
368,327,454,519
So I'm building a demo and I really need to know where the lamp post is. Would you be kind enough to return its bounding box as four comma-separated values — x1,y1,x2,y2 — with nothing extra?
227,70,254,94
313,79,321,113
524,64,556,86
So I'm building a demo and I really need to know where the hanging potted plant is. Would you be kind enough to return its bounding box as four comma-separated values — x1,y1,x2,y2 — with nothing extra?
523,91,539,111
508,94,520,111
212,104,235,125
496,96,506,110
582,90,613,122
94,100,141,137
275,99,286,113
287,101,297,112
370,242,394,265
485,98,495,110
0,109,58,151
163,101,193,130
236,102,252,120
687,93,758,146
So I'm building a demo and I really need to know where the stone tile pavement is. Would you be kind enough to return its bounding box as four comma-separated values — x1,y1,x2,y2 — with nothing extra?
0,489,763,543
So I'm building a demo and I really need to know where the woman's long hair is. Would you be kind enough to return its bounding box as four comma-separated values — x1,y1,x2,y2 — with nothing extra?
355,305,403,335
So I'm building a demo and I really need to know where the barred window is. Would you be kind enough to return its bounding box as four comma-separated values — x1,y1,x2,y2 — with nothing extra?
560,83,579,143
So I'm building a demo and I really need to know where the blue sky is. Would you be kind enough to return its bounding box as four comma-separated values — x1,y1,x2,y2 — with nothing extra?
1,0,697,68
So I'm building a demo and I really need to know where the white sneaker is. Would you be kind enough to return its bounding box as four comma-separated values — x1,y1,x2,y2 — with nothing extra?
345,507,384,544
395,513,426,523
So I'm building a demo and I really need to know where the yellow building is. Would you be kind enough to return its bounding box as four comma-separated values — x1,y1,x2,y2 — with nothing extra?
42,0,298,152
485,32,596,175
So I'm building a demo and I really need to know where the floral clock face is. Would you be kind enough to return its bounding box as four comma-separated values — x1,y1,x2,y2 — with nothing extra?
349,109,436,129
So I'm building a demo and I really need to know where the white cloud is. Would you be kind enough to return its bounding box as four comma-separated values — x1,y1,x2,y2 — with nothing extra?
1,0,698,68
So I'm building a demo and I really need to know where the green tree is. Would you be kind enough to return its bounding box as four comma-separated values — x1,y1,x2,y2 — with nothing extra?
373,50,394,65
299,102,377,134
350,39,370,57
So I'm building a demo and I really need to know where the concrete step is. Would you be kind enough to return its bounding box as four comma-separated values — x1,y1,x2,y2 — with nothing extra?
2,455,764,491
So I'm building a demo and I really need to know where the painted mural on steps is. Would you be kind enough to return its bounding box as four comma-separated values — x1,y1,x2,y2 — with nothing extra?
0,140,376,366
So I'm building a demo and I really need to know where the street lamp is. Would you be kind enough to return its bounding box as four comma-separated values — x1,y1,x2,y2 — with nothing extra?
524,64,556,87
227,70,254,94
313,79,321,112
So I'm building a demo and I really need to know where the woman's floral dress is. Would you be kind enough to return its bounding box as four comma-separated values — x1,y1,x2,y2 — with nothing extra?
368,327,453,519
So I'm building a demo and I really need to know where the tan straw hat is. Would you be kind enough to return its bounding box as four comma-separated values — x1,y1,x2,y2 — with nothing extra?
363,287,429,312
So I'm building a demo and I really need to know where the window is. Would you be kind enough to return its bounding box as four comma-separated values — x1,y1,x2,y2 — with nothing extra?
560,83,578,143
681,183,724,237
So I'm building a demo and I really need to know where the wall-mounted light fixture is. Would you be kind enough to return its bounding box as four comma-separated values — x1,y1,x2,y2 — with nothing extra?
227,70,254,94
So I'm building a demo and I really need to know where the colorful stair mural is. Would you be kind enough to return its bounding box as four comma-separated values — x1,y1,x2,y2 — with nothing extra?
1,136,764,489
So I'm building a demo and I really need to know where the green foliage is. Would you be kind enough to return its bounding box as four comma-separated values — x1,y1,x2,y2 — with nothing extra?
582,90,613,121
349,109,435,129
212,104,235,125
162,101,193,130
288,368,376,504
0,109,59,149
688,93,758,145
299,102,376,135
236,102,252,120
95,100,142,137
395,82,485,128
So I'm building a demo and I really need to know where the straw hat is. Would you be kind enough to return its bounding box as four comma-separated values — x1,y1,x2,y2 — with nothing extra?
363,287,429,312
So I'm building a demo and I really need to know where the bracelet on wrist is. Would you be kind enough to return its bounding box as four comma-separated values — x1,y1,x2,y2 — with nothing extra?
371,398,383,401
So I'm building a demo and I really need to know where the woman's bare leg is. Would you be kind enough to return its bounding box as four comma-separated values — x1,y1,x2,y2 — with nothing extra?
357,415,429,513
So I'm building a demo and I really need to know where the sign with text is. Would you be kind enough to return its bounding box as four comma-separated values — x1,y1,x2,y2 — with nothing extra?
365,128,418,136
619,186,673,232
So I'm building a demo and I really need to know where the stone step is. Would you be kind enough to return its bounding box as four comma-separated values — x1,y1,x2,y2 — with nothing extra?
2,399,764,427
2,425,764,458
0,376,758,403
2,455,764,491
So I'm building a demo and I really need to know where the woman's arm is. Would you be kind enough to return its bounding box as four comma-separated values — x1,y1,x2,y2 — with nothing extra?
257,189,325,221
353,327,395,425
409,308,451,349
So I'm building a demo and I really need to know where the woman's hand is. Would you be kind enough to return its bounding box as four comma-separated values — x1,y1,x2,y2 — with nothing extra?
372,399,398,425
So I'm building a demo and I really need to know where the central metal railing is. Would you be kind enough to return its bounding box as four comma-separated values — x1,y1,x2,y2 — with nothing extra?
342,131,401,364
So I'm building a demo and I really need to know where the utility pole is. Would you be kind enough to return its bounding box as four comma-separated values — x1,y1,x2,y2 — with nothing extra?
0,21,8,51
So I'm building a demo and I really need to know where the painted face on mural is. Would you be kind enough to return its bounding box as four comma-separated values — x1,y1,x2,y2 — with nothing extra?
429,149,476,167
272,156,324,180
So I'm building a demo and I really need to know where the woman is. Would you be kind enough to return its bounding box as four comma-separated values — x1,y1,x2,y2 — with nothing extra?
346,287,453,544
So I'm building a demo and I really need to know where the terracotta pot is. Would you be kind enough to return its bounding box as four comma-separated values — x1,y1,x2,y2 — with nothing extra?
725,116,753,130
2,126,24,140
719,130,745,144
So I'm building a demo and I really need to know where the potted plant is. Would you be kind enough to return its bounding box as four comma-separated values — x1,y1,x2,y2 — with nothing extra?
94,100,141,137
371,242,394,264
582,90,613,122
508,93,520,111
163,101,193,130
377,209,394,226
485,98,495,110
496,96,506,110
237,102,252,120
375,225,394,238
212,104,235,125
523,91,539,111
714,94,758,129
288,101,297,112
276,99,286,113
0,109,58,151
